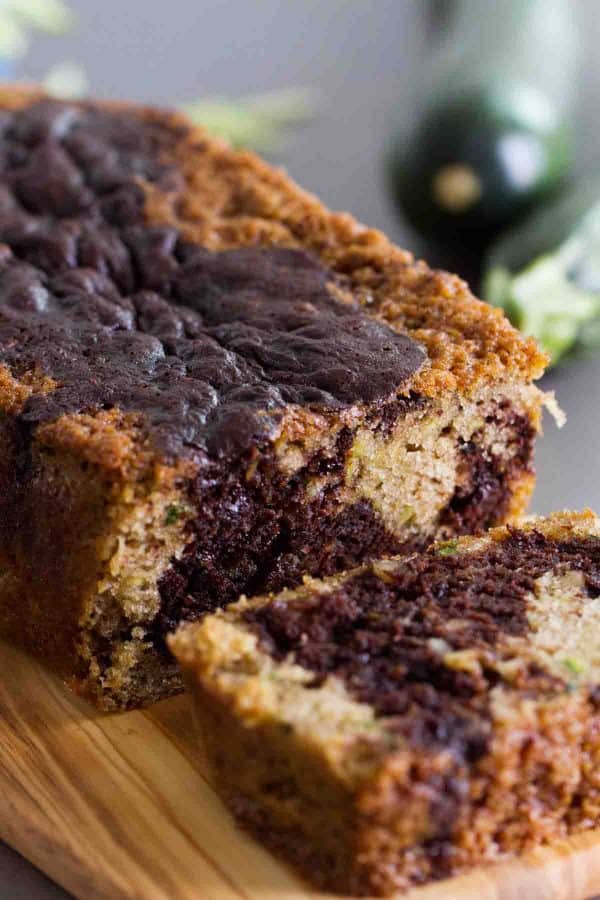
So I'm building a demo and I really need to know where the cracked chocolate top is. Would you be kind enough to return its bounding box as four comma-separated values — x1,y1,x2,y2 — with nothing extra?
0,99,425,460
246,529,600,758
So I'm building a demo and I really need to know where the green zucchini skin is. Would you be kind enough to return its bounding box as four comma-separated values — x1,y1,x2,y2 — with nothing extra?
485,178,600,276
389,83,571,250
484,178,600,363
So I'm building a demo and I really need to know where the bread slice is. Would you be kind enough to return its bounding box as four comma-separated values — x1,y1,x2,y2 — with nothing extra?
0,86,549,708
171,510,600,895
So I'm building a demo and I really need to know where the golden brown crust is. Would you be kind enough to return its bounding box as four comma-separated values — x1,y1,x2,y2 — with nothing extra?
36,409,196,482
142,105,548,397
464,507,600,548
0,363,57,413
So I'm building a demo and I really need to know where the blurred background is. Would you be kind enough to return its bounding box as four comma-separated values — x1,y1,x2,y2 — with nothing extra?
2,0,600,895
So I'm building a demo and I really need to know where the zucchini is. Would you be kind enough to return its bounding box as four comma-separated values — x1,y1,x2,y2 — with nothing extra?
484,178,600,362
388,0,577,249
389,83,571,248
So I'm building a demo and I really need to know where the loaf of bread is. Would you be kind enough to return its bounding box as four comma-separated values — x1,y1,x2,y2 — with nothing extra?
171,511,600,895
0,86,547,708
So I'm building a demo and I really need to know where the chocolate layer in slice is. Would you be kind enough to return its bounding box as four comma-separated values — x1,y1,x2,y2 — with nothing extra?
171,510,600,896
0,87,549,708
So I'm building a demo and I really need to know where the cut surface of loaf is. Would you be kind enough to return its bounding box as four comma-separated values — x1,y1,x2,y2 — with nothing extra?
171,510,600,896
0,85,549,708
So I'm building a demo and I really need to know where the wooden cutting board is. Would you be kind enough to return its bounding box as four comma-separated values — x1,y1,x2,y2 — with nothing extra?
2,639,600,900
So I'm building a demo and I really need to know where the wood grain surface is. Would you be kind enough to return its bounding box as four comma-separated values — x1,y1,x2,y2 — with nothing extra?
2,639,600,900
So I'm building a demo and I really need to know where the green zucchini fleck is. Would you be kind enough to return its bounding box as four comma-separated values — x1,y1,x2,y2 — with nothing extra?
437,540,459,557
562,656,585,675
165,504,183,526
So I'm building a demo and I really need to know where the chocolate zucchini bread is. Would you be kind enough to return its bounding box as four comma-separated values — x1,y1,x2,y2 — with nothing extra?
171,510,600,896
0,85,550,709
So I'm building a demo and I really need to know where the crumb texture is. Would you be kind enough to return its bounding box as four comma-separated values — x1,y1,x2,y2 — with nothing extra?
172,512,600,895
154,391,537,639
245,526,600,753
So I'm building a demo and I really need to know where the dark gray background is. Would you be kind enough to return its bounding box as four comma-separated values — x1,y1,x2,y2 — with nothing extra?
2,1,600,896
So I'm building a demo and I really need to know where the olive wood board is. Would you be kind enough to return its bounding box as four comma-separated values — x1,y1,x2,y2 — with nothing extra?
1,639,600,900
